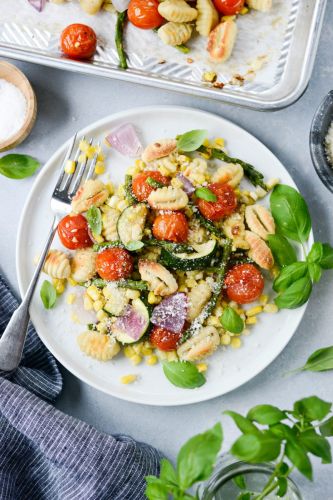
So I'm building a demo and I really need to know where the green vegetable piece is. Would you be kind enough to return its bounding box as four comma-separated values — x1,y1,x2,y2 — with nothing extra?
285,439,312,480
195,187,217,202
247,405,286,425
293,396,331,422
162,361,206,389
291,346,333,374
193,209,222,237
220,307,244,334
273,262,309,292
146,176,165,189
40,280,57,310
237,493,251,500
232,474,247,490
177,129,207,152
115,11,128,69
0,154,40,179
177,423,223,490
86,205,102,235
230,431,281,463
126,240,144,251
274,276,312,309
124,174,137,204
267,234,297,268
224,410,258,434
320,416,333,437
270,184,311,243
175,44,190,53
299,430,332,464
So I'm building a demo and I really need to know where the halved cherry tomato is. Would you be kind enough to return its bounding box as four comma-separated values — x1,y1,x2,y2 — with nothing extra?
213,0,245,15
96,247,133,281
57,214,92,250
60,24,97,60
152,212,189,243
128,0,164,30
225,263,264,304
197,183,237,221
149,326,182,351
132,171,169,202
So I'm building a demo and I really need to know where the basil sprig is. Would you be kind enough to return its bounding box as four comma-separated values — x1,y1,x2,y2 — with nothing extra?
40,280,57,309
195,187,217,202
220,306,244,334
86,205,102,235
267,234,297,268
291,346,333,374
162,361,205,389
177,129,207,152
0,154,40,179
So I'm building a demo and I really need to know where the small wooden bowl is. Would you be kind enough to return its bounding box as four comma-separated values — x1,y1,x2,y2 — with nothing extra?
0,61,37,152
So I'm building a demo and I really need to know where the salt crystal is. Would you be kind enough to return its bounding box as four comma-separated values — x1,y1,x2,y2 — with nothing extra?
0,78,27,142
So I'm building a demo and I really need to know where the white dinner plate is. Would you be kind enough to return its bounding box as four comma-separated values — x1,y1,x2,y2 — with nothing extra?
16,106,310,406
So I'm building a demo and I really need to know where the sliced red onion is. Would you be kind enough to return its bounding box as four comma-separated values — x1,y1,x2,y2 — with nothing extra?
105,123,143,158
114,305,147,341
112,0,130,11
177,174,196,195
72,291,97,325
28,0,47,11
151,293,188,334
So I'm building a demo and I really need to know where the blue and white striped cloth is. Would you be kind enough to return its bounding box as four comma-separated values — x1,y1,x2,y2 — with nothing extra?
0,275,162,500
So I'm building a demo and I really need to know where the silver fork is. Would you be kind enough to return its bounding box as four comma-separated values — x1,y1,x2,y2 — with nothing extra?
0,134,100,372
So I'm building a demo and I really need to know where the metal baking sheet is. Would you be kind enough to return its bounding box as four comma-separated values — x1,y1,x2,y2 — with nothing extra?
0,0,327,110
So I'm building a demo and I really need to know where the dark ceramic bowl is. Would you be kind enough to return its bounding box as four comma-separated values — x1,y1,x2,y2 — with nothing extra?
310,90,333,193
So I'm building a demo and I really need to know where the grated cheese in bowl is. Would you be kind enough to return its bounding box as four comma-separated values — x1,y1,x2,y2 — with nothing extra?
325,120,333,167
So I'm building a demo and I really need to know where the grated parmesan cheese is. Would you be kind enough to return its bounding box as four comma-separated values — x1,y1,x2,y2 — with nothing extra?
325,121,333,167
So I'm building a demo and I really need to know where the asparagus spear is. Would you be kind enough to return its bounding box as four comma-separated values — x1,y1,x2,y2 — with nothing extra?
180,239,232,344
90,278,148,291
198,145,268,191
124,174,137,204
115,11,128,70
142,238,195,254
192,209,223,237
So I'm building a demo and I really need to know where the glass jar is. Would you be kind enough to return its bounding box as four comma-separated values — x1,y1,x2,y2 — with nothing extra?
199,455,302,500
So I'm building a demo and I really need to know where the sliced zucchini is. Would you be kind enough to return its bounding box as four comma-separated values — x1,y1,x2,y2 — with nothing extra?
112,298,150,344
160,240,217,271
117,203,148,247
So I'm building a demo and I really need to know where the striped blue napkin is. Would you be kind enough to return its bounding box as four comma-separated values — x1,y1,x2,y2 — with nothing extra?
0,275,161,499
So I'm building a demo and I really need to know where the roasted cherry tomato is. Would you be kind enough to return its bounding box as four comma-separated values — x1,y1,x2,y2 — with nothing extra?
128,0,164,29
60,24,97,60
57,214,92,250
96,247,133,281
225,263,264,304
132,171,169,202
152,212,189,243
213,0,245,15
149,326,182,351
197,183,237,221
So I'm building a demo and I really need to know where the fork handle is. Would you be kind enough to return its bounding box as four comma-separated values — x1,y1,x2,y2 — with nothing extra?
0,216,58,372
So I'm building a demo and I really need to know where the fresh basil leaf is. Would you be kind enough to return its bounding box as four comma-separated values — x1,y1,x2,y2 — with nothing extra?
126,240,144,251
220,307,244,334
163,361,206,389
319,243,333,269
224,411,259,434
299,430,332,464
296,346,333,373
147,177,164,189
267,234,297,268
270,423,295,442
177,129,207,152
277,477,288,497
273,262,308,292
0,154,40,179
247,405,286,425
233,474,247,490
270,184,311,243
307,242,323,264
177,423,222,490
293,396,331,422
40,280,57,309
159,459,177,485
86,205,102,235
195,187,217,202
276,462,289,475
145,476,170,500
230,431,281,463
308,263,322,283
320,416,333,437
237,492,251,500
285,440,312,480
274,276,312,309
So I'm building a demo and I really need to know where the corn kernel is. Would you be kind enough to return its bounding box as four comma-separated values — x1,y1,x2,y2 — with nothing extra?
93,299,105,312
214,137,225,148
97,322,107,334
135,159,145,169
130,354,142,365
186,278,197,288
96,309,108,321
207,316,220,327
124,346,135,358
221,333,231,345
231,337,242,349
66,293,76,305
86,145,96,159
78,153,87,163
197,363,207,373
132,343,142,354
142,347,153,356
52,278,65,295
266,178,280,190
263,303,279,314
86,285,100,301
120,374,137,384
83,295,93,311
222,14,236,20
246,316,257,325
97,152,105,162
95,161,105,175
199,152,211,160
246,306,262,317
64,160,76,175
171,177,183,189
102,287,113,299
148,292,162,305
159,166,170,177
240,6,249,14
79,139,89,152
67,278,77,287
259,294,268,306
146,355,158,366
106,182,114,195
125,289,141,300
203,138,211,147
178,285,188,293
